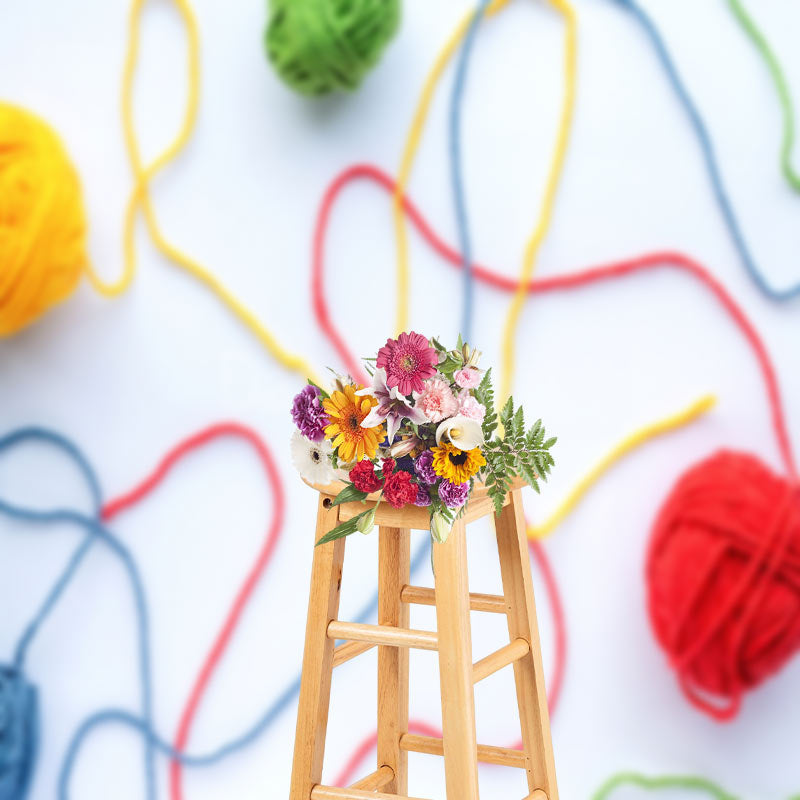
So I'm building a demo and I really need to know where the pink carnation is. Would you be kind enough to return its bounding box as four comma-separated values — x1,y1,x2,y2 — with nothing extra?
416,378,458,423
457,393,486,422
454,368,481,389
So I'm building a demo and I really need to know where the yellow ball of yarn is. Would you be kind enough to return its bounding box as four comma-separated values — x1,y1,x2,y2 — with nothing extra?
0,102,87,336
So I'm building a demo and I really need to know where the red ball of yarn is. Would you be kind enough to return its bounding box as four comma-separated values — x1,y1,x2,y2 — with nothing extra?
647,450,800,720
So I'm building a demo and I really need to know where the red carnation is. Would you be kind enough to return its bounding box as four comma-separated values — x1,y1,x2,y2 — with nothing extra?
381,458,396,479
383,470,418,509
349,459,383,493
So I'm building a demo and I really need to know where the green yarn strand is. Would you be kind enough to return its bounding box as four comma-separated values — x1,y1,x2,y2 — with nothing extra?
727,0,800,192
592,771,740,800
265,0,400,96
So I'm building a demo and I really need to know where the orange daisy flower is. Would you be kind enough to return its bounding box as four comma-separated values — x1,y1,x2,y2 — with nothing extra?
323,384,384,463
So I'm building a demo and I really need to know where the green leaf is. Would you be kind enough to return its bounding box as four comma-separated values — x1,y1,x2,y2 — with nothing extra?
307,380,330,399
437,355,462,377
513,404,525,437
331,484,369,506
315,509,375,546
500,395,514,425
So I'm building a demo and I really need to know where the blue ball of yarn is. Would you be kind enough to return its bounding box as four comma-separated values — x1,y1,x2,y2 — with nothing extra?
0,666,38,800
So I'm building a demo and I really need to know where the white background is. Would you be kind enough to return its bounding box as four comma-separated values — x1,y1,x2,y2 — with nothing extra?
2,0,800,798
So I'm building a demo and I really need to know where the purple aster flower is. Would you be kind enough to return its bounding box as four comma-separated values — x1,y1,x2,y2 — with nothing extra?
438,479,469,508
414,450,437,485
291,384,329,442
414,485,432,507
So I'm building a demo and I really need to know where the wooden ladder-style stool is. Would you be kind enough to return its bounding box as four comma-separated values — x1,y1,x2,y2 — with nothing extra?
289,477,558,800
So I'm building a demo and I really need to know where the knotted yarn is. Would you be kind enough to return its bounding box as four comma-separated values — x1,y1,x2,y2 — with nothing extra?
0,103,87,336
0,665,38,800
648,451,800,720
264,0,400,96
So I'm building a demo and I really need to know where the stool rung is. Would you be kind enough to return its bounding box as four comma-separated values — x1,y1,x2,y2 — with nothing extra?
349,765,394,790
327,621,438,651
332,640,375,668
524,792,548,800
311,786,431,800
473,637,530,683
399,733,527,769
400,585,507,614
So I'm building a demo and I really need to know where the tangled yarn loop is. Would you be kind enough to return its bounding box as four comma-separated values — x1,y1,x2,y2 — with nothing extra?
0,665,38,800
0,103,87,336
648,450,800,720
264,0,400,96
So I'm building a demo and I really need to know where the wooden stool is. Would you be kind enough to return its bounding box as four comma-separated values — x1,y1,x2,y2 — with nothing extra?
289,477,558,800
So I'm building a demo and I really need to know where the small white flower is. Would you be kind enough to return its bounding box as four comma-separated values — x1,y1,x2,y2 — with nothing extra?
290,431,335,484
435,415,484,451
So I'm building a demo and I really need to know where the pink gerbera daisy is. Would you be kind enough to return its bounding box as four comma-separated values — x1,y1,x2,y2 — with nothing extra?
376,331,438,395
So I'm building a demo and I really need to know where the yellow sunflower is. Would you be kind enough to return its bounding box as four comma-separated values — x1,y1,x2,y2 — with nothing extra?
323,384,384,462
431,443,486,484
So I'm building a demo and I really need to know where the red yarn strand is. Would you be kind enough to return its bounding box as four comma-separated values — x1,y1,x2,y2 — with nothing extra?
311,164,796,479
101,422,286,800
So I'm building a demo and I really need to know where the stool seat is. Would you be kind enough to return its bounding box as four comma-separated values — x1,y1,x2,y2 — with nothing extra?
289,480,558,800
302,475,528,530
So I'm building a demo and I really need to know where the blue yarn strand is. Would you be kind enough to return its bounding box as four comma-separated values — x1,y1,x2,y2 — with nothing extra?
449,0,491,342
0,500,158,800
0,427,430,798
609,0,800,302
0,428,103,672
58,537,431,798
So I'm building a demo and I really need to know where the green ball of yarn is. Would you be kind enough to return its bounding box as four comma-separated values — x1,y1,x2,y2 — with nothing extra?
265,0,400,96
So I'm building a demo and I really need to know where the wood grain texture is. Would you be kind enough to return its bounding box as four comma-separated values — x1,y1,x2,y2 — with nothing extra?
495,489,559,798
433,518,480,799
401,585,507,613
327,620,438,651
332,640,375,668
349,765,394,791
400,734,526,769
378,526,411,794
311,787,431,800
289,495,345,800
472,637,530,684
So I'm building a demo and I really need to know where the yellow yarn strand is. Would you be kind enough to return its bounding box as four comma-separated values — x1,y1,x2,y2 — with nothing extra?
527,395,717,540
392,0,511,335
84,0,322,384
391,0,712,537
499,0,577,407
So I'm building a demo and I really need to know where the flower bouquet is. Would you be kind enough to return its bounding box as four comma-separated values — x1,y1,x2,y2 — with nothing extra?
290,331,556,546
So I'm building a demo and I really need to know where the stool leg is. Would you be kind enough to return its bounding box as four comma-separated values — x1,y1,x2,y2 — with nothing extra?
495,489,559,799
433,519,480,800
289,496,346,800
378,526,411,794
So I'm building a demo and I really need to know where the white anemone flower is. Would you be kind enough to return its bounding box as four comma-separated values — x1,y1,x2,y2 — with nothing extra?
435,415,484,451
290,431,335,484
